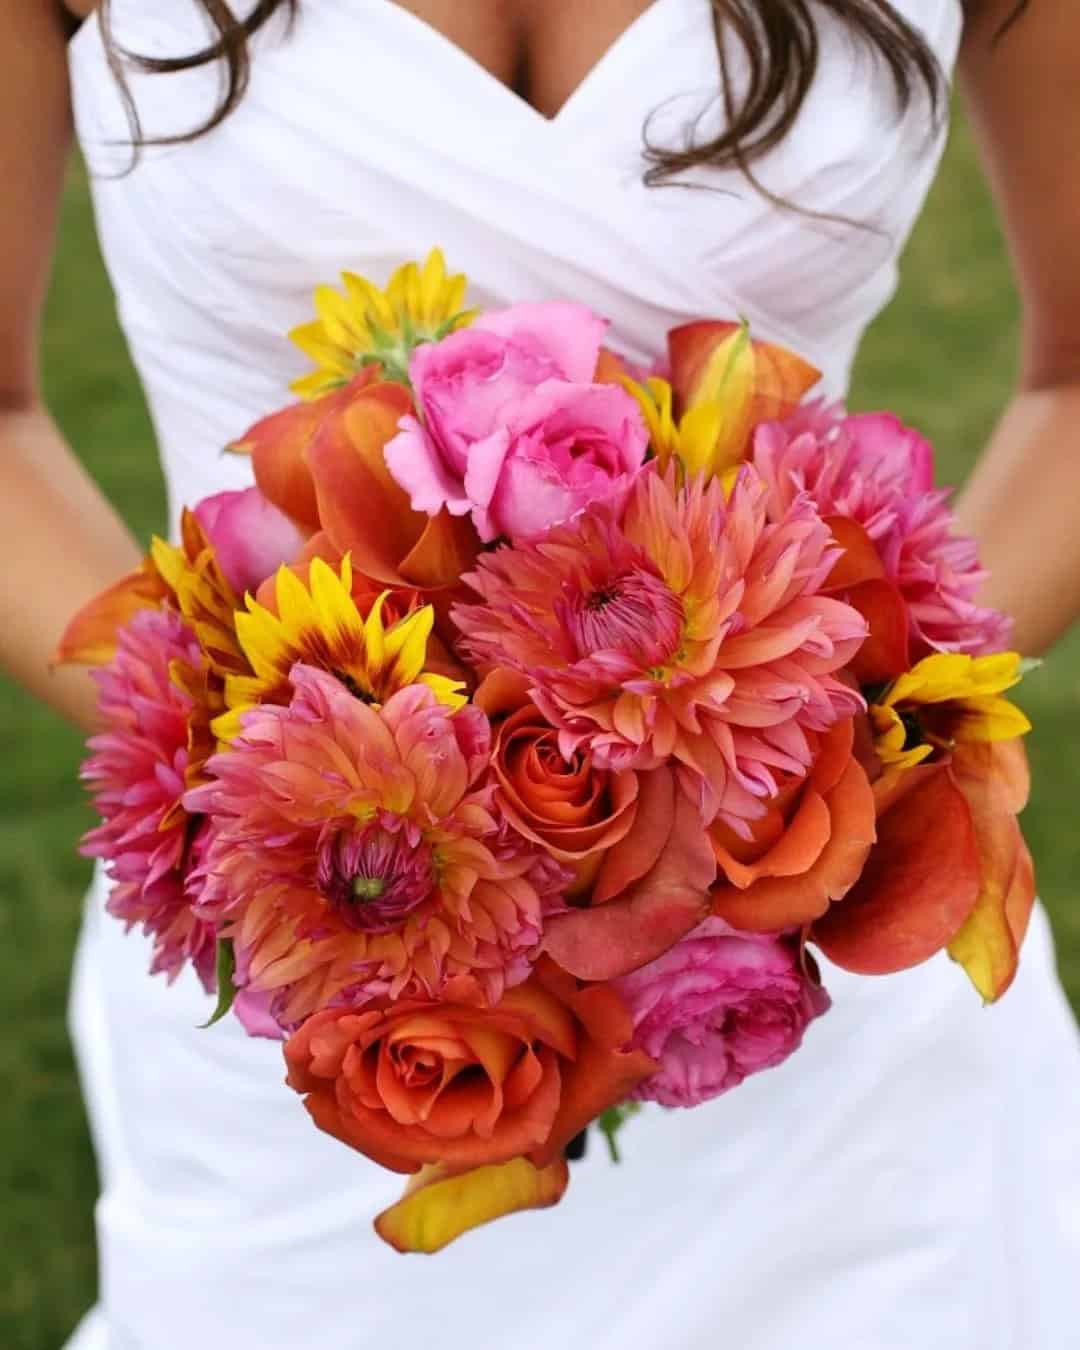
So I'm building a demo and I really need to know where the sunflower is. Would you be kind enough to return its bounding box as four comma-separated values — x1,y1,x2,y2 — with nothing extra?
289,248,476,397
869,651,1031,773
215,556,465,739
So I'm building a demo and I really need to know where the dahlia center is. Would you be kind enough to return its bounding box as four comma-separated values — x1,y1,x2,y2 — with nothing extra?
568,567,684,667
317,824,435,933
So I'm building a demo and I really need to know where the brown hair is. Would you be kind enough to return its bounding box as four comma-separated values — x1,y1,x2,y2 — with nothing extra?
96,1,1025,178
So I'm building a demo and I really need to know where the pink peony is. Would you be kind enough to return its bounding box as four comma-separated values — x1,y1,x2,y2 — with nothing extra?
193,486,307,598
185,666,560,1028
455,464,866,834
753,409,1011,656
80,608,216,988
385,301,647,541
613,917,831,1107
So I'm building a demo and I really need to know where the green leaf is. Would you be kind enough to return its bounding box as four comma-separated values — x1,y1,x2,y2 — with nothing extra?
199,939,236,1029
597,1102,642,1164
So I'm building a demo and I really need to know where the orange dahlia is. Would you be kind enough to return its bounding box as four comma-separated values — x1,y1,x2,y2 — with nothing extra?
186,667,560,1027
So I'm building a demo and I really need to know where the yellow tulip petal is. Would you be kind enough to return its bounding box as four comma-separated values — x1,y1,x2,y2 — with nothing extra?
374,1156,570,1254
677,401,727,477
688,320,754,407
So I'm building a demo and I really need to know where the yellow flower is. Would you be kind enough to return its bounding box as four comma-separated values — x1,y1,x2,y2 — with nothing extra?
214,556,466,740
620,375,735,478
870,651,1032,773
289,248,476,397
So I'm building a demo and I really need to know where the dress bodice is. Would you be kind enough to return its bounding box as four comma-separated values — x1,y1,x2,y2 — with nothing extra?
69,0,962,524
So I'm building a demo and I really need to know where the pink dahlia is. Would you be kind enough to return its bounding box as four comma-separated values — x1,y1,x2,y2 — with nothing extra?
753,408,1012,656
185,666,556,1027
80,607,216,988
454,465,866,834
613,917,831,1107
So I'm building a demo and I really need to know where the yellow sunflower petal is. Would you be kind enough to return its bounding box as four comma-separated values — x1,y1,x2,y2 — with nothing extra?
362,591,390,673
419,672,468,710
950,694,1032,743
308,557,364,649
383,605,436,686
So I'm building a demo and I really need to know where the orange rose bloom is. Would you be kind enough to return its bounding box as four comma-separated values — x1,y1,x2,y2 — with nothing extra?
711,718,876,932
284,962,655,1175
479,672,639,892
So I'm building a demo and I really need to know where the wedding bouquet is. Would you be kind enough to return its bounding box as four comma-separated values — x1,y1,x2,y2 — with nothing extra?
60,250,1035,1253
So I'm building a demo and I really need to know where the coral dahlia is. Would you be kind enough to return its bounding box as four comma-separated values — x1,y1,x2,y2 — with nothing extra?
186,667,556,1026
454,465,866,834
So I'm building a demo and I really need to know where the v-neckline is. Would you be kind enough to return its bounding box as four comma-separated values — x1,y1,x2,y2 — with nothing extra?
379,0,681,127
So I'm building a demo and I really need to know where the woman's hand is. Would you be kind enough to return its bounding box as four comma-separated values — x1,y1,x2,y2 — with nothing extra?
957,0,1080,654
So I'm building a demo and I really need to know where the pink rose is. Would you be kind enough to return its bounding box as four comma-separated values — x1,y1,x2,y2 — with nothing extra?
613,918,830,1108
386,301,644,541
193,486,306,597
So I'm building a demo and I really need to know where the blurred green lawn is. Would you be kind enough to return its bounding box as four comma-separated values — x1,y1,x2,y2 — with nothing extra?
3,118,1079,1350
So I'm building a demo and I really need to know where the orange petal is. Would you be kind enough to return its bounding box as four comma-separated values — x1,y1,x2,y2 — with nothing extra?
543,779,714,980
824,516,885,589
593,347,633,385
398,508,481,592
667,320,820,423
54,561,168,666
374,1156,570,1254
530,1030,657,1169
307,381,421,586
474,668,533,718
945,744,1036,1002
229,391,349,531
590,767,675,904
714,755,876,931
954,739,1031,816
947,820,1034,1003
845,578,911,684
812,764,980,974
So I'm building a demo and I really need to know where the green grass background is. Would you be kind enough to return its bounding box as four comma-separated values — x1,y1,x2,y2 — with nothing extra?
3,118,1079,1349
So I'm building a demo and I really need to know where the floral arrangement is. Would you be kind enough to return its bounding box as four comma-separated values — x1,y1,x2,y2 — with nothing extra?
60,250,1035,1254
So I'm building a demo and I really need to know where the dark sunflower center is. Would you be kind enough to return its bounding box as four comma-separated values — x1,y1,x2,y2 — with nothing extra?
331,668,377,703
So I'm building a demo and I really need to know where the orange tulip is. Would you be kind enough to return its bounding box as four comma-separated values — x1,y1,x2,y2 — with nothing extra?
55,559,168,666
821,516,911,683
304,379,480,595
666,319,821,467
284,961,655,1179
228,369,384,531
944,740,1035,1002
711,719,876,932
810,761,980,974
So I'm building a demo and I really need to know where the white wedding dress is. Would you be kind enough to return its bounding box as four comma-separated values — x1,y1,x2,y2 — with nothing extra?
64,3,1080,1347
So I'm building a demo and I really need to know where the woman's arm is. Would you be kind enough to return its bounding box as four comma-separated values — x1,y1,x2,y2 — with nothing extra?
955,0,1080,655
3,1,142,729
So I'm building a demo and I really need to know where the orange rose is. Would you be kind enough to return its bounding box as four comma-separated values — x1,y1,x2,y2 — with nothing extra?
710,718,876,932
478,670,638,892
284,962,655,1176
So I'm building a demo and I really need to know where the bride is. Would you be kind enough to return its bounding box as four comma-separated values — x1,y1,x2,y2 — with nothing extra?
8,1,1080,1346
